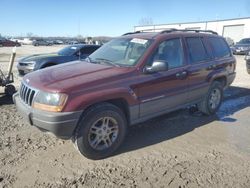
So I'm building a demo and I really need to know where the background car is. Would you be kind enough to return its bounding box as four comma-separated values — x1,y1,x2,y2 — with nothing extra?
32,39,53,46
231,38,250,55
66,40,80,45
17,44,100,75
0,38,21,47
53,40,64,45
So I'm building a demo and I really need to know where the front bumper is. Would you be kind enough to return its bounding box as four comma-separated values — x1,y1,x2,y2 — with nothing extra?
13,93,82,139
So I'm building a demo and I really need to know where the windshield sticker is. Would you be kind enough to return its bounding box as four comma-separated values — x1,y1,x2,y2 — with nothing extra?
131,38,148,45
70,47,77,50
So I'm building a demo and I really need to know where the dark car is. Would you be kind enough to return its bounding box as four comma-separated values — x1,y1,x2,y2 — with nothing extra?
17,44,100,75
231,38,250,55
0,39,21,47
14,29,236,160
32,39,53,46
53,40,64,45
66,40,80,45
245,51,250,74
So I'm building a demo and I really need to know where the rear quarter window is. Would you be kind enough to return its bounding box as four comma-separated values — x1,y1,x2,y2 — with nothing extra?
208,37,231,58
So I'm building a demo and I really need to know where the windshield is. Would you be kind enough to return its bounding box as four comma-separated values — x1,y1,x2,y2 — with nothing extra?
58,46,80,56
88,38,152,67
238,38,250,44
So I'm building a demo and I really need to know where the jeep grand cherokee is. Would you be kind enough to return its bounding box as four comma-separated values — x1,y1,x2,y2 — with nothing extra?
13,29,236,160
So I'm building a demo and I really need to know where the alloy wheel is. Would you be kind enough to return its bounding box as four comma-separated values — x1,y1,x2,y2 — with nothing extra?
88,117,119,151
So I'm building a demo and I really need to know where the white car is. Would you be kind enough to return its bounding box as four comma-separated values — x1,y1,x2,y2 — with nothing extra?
10,38,33,45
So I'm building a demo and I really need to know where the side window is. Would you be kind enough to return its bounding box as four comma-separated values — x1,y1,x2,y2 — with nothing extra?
151,38,184,69
80,46,97,55
208,37,231,58
186,37,209,63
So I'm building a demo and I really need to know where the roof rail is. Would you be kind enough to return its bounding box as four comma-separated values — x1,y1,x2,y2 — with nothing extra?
122,28,159,36
123,28,218,36
122,31,142,36
160,29,218,35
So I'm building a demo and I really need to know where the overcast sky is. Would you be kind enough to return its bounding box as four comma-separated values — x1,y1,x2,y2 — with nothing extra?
1,0,250,37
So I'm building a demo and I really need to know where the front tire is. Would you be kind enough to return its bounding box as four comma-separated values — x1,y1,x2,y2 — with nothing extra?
198,81,223,115
74,103,127,160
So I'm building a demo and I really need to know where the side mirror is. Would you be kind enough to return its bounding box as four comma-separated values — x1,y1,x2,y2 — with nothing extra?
144,60,168,74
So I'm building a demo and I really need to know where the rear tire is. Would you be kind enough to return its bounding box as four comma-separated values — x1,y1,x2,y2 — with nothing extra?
198,81,223,115
74,103,127,160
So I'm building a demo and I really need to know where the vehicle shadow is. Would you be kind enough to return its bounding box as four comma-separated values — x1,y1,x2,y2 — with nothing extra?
0,93,14,105
116,86,250,156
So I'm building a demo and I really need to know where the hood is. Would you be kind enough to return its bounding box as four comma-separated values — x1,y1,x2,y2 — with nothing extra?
19,53,60,62
23,61,131,93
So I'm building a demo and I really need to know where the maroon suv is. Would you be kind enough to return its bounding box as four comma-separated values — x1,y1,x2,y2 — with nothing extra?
13,29,236,159
0,39,21,47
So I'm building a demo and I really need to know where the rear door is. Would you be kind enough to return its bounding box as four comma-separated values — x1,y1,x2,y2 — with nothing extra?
207,37,235,80
184,36,214,102
137,38,189,118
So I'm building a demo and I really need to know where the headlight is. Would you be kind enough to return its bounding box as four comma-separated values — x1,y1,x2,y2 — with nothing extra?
21,61,36,66
33,91,68,112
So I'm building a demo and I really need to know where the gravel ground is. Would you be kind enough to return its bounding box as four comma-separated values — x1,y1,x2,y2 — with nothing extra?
0,46,250,188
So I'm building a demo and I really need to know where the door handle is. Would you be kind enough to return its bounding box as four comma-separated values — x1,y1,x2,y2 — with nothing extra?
176,71,188,79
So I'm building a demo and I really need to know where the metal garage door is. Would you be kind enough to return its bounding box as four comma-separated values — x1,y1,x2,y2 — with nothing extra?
223,25,244,44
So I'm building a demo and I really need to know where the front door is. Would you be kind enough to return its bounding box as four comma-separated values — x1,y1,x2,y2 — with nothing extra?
137,38,189,118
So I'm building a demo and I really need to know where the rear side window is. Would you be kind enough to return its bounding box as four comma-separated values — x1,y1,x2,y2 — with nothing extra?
186,37,209,63
80,46,98,55
208,37,231,58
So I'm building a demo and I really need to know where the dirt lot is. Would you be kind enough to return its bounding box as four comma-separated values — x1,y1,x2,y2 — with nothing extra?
0,45,250,188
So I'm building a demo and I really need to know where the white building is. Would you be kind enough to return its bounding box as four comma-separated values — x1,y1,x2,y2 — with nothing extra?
134,17,250,43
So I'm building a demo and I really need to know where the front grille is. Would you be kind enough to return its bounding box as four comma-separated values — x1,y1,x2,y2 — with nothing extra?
19,82,36,106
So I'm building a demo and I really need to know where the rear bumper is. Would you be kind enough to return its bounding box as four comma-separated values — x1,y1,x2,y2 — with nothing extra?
227,72,236,86
246,56,250,74
246,62,250,74
233,49,249,55
13,93,82,139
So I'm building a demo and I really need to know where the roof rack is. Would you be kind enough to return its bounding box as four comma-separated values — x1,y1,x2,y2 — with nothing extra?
160,29,218,35
123,28,218,36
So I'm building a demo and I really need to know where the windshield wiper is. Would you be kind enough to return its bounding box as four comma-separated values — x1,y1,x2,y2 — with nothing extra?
94,58,120,67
